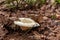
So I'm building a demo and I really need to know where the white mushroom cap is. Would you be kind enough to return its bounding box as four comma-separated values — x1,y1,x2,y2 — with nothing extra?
14,18,40,27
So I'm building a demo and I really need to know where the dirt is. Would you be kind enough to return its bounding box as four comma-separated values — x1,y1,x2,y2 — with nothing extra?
0,0,60,40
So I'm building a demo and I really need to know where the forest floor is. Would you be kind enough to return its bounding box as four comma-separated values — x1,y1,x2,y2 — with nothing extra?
0,0,60,40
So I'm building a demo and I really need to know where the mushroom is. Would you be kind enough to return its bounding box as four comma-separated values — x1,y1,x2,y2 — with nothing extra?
14,18,40,30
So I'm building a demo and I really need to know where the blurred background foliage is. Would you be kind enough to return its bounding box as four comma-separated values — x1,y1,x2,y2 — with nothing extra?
5,0,46,9
55,0,60,4
4,0,60,10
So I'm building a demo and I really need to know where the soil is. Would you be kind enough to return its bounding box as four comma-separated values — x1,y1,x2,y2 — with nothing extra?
0,0,60,40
